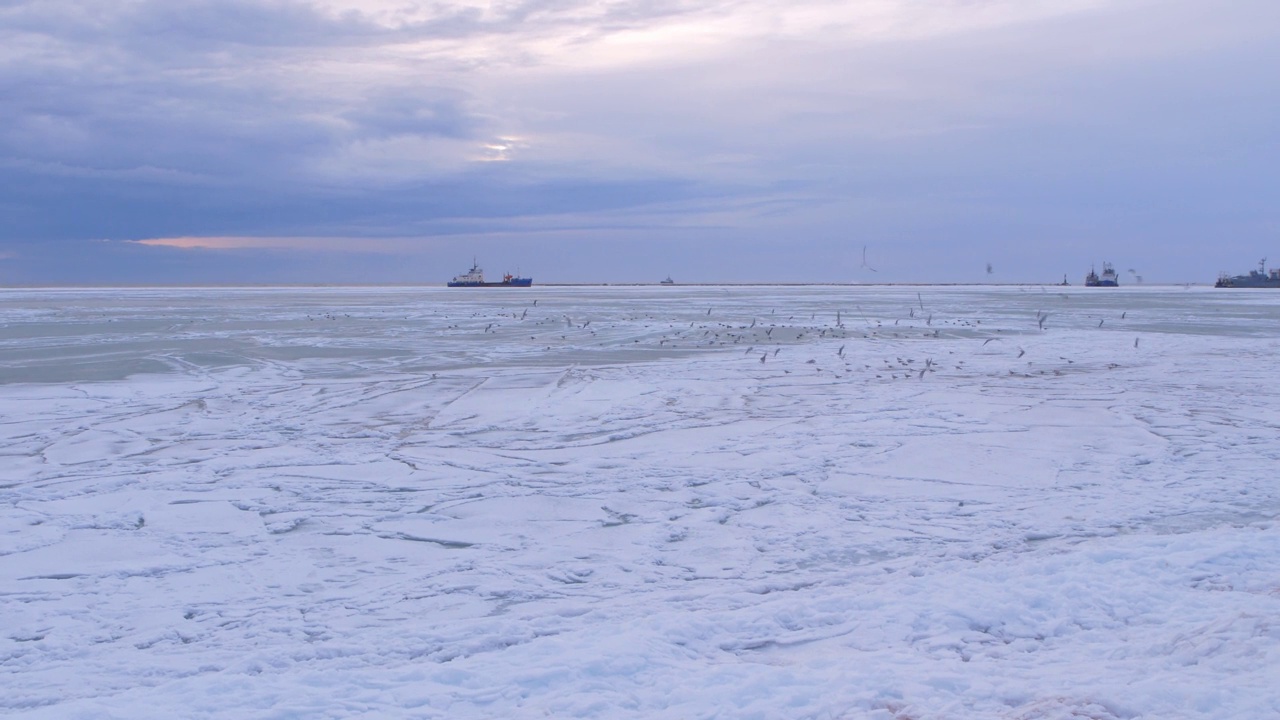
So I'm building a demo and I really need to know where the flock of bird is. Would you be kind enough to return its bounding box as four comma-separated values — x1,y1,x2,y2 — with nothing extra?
373,289,1146,384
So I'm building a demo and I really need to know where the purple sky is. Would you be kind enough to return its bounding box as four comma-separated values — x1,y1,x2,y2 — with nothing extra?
2,0,1277,284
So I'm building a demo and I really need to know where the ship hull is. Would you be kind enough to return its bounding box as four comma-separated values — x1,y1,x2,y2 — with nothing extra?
447,279,533,287
1215,278,1280,288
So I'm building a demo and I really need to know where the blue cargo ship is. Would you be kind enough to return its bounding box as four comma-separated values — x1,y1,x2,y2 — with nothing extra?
1085,262,1119,287
447,260,532,287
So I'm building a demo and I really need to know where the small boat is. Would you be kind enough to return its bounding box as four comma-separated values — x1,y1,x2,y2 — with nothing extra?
447,259,532,287
660,276,675,285
1215,258,1280,288
1085,262,1119,287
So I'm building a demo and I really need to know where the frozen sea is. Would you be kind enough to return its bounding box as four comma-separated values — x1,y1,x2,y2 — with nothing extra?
2,284,1278,719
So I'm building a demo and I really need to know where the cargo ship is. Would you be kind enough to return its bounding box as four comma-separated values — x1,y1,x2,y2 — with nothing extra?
1215,258,1280,288
447,260,532,287
1085,262,1119,287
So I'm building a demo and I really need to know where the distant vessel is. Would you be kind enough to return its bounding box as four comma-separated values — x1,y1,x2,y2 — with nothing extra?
1085,262,1119,287
1215,258,1280,288
660,276,675,285
447,259,532,287
1059,274,1070,286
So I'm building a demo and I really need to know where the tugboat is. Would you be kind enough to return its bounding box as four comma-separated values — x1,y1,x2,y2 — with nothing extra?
660,276,675,285
1215,258,1280,288
447,259,532,287
1085,262,1119,287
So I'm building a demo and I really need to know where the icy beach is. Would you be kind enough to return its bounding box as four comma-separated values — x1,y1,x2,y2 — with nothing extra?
2,285,1278,719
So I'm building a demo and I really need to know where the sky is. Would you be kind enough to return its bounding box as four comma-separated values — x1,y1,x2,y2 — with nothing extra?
1,0,1278,285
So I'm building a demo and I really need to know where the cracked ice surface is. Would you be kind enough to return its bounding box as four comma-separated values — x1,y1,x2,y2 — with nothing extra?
1,285,1279,718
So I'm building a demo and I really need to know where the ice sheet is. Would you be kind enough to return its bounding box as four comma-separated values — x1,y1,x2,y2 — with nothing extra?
2,285,1278,718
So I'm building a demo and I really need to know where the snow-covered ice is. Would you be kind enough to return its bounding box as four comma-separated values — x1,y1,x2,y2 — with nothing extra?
1,285,1278,719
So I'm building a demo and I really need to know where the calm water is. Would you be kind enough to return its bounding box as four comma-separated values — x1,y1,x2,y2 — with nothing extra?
1,285,1276,384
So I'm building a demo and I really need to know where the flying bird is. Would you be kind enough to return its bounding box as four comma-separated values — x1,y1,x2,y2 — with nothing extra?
861,246,878,272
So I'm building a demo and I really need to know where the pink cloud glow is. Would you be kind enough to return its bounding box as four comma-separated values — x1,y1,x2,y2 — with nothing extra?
131,236,412,253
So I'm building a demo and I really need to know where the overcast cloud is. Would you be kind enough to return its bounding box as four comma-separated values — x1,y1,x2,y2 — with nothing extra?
1,0,1277,284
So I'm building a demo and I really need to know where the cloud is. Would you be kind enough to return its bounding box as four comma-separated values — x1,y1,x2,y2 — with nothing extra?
2,0,1279,283
6,0,1123,198
129,235,409,252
